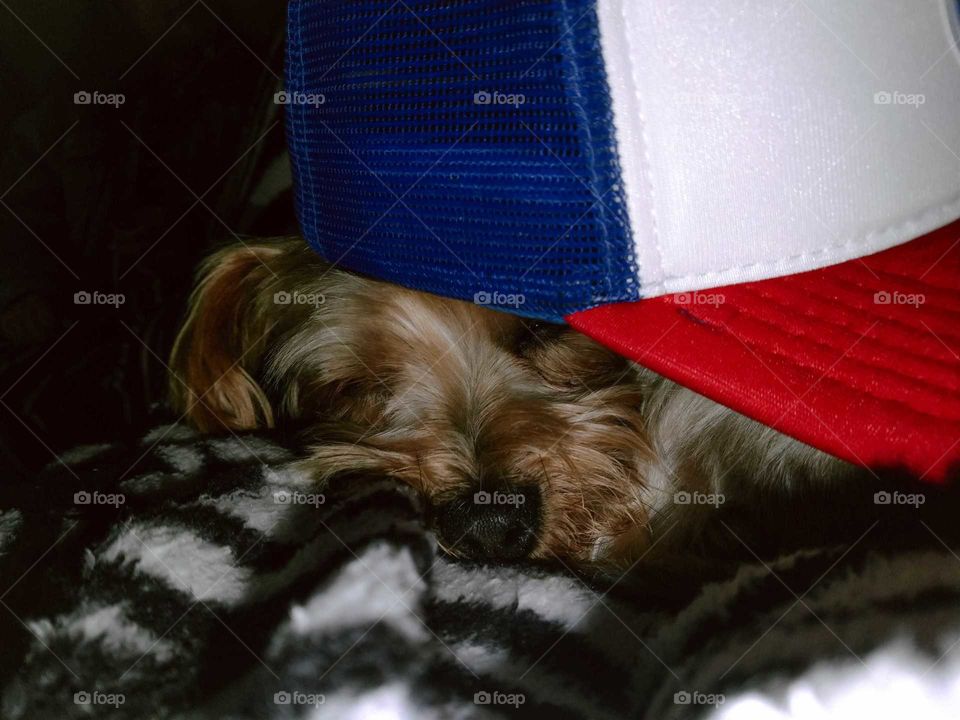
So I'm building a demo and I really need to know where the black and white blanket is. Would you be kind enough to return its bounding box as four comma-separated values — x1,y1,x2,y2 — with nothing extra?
2,424,960,719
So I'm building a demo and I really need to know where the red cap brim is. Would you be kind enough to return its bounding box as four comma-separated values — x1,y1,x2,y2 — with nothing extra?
567,220,960,483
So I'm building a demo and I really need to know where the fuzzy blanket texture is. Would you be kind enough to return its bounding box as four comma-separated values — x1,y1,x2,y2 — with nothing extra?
2,424,960,719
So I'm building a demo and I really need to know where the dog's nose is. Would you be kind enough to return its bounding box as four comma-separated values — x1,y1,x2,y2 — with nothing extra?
436,484,542,560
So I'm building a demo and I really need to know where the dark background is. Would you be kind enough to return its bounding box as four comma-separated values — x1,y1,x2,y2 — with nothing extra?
0,1,297,481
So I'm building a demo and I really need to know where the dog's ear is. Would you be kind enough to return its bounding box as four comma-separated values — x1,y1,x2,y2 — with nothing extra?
170,243,282,432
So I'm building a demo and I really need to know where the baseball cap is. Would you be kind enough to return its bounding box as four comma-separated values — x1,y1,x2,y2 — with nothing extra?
284,0,960,481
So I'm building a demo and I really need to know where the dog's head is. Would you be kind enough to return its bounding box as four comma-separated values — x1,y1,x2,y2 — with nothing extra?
171,240,653,565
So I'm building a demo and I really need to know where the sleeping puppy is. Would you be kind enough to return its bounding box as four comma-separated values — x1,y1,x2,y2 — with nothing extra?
170,238,865,569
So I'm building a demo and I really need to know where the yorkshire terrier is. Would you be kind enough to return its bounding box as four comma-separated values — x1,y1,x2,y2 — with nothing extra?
170,239,864,570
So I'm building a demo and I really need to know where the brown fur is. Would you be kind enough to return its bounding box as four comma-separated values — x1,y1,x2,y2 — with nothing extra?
171,238,858,568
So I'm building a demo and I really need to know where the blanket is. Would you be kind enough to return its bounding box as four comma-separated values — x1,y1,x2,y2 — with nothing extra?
2,423,960,719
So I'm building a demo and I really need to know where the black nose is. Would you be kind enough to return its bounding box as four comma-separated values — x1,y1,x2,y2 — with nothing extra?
436,485,542,560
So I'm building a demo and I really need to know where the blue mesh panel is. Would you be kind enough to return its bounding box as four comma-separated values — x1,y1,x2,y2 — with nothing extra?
285,0,638,321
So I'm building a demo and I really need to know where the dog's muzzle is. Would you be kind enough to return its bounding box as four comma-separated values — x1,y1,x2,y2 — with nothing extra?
435,484,542,561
